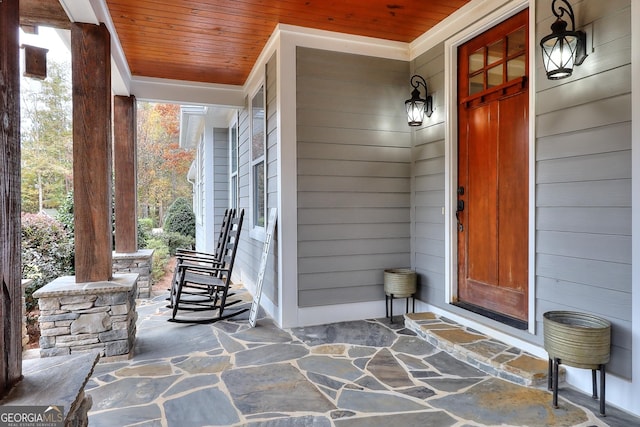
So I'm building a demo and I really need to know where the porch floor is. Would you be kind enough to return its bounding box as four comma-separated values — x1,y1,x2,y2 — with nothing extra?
82,285,637,426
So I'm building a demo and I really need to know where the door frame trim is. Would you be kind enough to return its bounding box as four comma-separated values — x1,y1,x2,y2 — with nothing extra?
443,0,536,334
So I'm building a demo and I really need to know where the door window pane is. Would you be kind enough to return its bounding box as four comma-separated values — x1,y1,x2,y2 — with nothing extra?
507,55,526,80
507,28,526,56
487,40,503,65
469,48,484,73
469,73,484,95
487,65,503,88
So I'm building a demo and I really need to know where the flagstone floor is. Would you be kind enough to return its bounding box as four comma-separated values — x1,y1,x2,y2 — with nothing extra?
85,287,639,427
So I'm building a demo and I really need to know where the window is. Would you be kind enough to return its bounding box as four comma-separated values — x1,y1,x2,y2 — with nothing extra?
466,27,527,96
229,115,239,210
251,85,266,229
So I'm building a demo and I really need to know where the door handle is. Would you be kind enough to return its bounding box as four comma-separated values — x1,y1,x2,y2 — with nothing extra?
456,200,464,231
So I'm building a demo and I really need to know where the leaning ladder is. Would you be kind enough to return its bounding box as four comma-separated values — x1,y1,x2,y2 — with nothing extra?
249,208,277,327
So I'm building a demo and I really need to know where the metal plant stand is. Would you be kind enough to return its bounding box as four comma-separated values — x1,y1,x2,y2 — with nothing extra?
384,269,416,323
543,311,611,416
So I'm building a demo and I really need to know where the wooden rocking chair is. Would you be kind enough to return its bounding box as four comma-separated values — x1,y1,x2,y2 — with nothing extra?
168,209,246,323
167,208,234,309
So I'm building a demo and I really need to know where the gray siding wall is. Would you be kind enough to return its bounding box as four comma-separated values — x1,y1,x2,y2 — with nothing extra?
265,53,279,304
296,47,411,307
411,0,632,379
535,0,632,378
235,53,279,307
412,43,447,306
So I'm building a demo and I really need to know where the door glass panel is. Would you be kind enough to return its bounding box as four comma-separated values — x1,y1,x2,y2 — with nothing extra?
469,73,484,95
487,65,503,88
507,28,526,56
507,55,526,80
469,48,484,73
487,40,503,65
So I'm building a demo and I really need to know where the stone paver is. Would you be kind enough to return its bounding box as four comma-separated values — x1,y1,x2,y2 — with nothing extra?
84,289,639,427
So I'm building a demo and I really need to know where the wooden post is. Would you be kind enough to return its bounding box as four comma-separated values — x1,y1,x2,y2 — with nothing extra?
72,23,113,283
0,0,23,396
114,95,138,253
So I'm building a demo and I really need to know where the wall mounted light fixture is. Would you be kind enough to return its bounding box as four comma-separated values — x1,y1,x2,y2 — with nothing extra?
540,0,587,80
405,75,433,126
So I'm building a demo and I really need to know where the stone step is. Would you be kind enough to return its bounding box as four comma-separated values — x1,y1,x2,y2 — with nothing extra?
404,312,565,387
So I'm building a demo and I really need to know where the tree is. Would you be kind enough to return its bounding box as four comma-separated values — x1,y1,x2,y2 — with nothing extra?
20,60,73,213
137,102,194,226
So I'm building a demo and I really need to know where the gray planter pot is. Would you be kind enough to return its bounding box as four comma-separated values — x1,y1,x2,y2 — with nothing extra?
543,311,611,369
383,269,416,298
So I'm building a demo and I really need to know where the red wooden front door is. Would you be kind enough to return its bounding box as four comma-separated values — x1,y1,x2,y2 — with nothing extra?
457,9,529,324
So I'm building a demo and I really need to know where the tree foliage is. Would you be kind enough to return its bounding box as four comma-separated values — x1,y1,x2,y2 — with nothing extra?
21,60,73,213
137,102,194,226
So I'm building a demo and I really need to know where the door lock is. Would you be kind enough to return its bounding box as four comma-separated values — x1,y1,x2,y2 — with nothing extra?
456,200,464,231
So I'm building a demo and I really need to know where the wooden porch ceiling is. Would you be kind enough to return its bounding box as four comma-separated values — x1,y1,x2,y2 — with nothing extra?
103,0,471,86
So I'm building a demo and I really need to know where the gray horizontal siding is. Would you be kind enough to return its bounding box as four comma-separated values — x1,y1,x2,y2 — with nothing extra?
296,46,411,308
534,0,631,379
264,53,279,303
412,43,446,305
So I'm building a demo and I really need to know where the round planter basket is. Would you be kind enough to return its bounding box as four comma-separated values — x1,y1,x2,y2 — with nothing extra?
543,310,611,416
383,269,416,298
543,311,611,369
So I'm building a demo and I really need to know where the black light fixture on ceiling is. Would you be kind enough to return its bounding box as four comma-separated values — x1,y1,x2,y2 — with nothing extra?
540,0,588,80
405,75,433,126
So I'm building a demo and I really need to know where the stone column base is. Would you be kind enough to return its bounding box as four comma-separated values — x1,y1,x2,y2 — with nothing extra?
33,273,138,360
112,249,154,298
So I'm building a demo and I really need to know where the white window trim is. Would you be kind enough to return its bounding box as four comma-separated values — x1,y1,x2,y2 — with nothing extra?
249,83,267,241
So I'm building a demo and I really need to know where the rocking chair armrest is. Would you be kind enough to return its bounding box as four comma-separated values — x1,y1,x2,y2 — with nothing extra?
176,254,224,265
178,263,230,275
176,250,216,259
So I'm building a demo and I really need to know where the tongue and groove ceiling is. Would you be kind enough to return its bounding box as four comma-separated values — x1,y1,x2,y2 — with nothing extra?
104,0,470,86
21,0,471,86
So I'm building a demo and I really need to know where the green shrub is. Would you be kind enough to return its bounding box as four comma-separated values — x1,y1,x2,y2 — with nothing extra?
158,231,194,256
163,197,195,238
138,217,154,249
22,213,74,309
145,237,170,282
55,191,74,234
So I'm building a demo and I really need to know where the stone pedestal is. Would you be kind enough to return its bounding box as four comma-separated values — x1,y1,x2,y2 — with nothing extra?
33,273,138,361
112,249,154,298
0,352,98,427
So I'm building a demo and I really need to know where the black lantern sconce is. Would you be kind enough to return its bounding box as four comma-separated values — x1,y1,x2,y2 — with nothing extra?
405,75,433,126
540,0,587,80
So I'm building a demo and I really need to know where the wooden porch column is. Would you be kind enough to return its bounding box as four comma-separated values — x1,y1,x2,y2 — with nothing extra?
72,23,113,283
114,95,138,253
0,0,22,395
